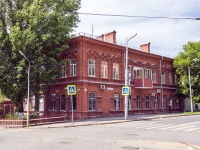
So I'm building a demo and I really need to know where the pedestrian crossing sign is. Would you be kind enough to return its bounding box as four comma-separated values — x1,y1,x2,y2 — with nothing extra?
122,86,129,95
67,85,76,95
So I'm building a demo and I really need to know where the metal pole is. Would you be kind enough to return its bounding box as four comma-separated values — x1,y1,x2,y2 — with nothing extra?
188,65,193,112
19,50,30,127
27,61,30,126
71,95,74,124
124,34,137,120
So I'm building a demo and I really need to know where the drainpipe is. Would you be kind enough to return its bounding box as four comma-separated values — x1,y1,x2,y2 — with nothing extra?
160,56,163,111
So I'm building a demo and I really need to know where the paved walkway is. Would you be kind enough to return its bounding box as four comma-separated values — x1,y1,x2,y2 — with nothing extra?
29,113,193,129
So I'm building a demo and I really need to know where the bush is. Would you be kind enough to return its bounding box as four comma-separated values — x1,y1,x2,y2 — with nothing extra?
5,113,17,119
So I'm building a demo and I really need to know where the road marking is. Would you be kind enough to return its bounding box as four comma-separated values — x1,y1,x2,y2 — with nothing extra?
145,124,174,129
184,127,200,132
158,121,200,130
134,123,161,129
171,125,195,131
103,121,200,132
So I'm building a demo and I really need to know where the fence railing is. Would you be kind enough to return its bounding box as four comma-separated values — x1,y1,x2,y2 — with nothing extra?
0,116,67,128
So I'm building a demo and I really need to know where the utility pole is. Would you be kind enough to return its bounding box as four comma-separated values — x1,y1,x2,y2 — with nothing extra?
124,33,137,120
19,50,30,127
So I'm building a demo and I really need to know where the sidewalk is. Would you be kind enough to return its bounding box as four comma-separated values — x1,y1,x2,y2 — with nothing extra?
29,112,191,129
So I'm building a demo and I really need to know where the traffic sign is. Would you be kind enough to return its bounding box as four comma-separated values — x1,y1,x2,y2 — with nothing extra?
122,86,129,95
67,85,76,95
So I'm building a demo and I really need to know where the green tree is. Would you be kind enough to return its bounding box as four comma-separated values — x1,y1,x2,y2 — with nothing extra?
0,0,80,111
0,91,4,112
174,41,200,103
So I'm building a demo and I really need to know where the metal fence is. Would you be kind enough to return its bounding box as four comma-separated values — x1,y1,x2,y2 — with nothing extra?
0,116,67,128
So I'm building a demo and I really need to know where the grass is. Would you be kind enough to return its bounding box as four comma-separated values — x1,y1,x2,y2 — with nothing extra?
183,111,200,115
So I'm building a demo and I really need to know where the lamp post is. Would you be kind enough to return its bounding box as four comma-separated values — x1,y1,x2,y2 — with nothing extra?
188,65,193,112
188,58,197,112
124,33,137,120
19,50,30,127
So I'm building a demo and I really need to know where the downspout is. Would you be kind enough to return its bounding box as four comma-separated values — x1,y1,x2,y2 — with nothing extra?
160,56,163,111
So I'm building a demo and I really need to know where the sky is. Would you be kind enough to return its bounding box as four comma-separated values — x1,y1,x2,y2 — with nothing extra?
74,0,200,58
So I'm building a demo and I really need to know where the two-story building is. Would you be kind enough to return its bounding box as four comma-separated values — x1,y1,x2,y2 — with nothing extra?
26,31,183,119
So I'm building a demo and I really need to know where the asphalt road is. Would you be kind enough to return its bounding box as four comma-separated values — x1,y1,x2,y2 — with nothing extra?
0,115,200,150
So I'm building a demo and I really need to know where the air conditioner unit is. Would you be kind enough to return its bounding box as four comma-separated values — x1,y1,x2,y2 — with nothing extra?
151,93,155,96
157,89,161,93
100,85,105,90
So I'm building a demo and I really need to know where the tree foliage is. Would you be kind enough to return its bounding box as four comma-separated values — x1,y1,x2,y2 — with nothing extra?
174,41,200,103
0,0,80,111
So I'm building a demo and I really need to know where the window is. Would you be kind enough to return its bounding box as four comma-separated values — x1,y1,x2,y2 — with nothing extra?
168,73,172,85
134,67,143,79
113,63,119,79
114,94,120,110
128,95,132,110
70,96,76,111
89,93,96,111
161,71,165,84
146,96,150,109
39,95,44,111
60,63,66,77
152,71,156,83
88,59,95,76
31,95,35,110
144,69,151,79
175,74,177,85
136,95,141,109
169,95,173,108
128,66,131,86
70,60,76,76
50,94,56,110
60,94,66,111
154,96,158,109
163,95,166,109
101,61,108,78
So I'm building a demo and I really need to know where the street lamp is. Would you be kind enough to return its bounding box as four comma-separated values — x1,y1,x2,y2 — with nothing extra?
124,33,137,120
19,50,30,127
188,58,197,113
188,65,193,112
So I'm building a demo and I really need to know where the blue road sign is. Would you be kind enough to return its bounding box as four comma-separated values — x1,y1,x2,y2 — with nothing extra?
67,85,76,95
122,86,129,95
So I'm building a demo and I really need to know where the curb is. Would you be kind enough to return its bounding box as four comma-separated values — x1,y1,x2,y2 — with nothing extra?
29,113,200,129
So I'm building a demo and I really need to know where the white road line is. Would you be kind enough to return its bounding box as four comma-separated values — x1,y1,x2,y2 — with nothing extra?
145,124,174,129
184,127,200,132
171,125,196,131
158,124,186,130
105,122,154,128
135,123,161,129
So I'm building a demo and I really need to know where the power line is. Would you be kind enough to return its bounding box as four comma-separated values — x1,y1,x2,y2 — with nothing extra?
79,13,200,21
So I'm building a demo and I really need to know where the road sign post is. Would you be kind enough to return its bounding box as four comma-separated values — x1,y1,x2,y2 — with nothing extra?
122,86,130,120
67,85,76,124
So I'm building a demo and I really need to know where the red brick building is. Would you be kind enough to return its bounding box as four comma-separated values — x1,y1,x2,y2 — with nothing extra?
28,31,183,119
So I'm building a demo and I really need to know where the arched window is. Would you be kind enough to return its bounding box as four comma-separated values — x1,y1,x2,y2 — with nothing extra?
89,93,96,111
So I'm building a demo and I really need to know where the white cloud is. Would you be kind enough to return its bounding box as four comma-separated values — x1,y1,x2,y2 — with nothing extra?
74,0,200,57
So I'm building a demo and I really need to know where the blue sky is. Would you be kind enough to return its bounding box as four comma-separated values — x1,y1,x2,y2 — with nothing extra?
74,0,200,58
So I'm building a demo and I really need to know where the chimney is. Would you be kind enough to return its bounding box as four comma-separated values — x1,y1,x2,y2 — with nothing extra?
97,34,104,41
104,30,116,44
140,42,150,53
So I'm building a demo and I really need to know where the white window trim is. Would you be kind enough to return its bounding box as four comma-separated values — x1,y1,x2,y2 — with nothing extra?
70,60,76,76
101,61,108,78
152,70,156,83
168,73,172,85
161,71,165,84
113,63,119,79
88,59,95,76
